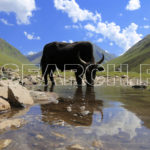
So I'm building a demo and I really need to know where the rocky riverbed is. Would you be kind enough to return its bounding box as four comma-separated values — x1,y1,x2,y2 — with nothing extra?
0,68,150,150
0,69,60,150
1,67,148,87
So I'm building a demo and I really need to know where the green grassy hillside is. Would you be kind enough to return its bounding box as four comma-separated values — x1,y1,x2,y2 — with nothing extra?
107,35,150,73
0,38,31,67
0,38,34,75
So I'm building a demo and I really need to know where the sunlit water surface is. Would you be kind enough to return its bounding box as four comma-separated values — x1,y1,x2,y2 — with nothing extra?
1,86,150,150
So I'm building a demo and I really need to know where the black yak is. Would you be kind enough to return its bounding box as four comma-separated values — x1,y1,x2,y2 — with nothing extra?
40,41,104,86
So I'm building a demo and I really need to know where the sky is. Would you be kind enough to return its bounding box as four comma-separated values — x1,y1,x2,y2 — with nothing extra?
0,0,150,56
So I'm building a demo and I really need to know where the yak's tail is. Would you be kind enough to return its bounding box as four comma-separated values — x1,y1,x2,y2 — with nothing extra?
40,52,47,77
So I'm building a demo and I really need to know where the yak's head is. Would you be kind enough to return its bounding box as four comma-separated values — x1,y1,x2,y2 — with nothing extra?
78,53,104,86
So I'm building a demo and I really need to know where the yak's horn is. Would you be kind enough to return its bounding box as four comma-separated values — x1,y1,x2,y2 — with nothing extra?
96,54,104,64
78,51,87,65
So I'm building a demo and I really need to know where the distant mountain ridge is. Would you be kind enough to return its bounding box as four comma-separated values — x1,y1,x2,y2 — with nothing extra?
0,38,31,67
27,43,115,64
107,34,150,72
27,51,43,64
93,44,115,63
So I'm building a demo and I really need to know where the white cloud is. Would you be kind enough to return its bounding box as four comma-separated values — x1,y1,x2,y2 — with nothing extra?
105,50,109,53
62,40,74,43
119,13,123,17
54,0,142,53
86,32,94,38
0,18,13,26
72,24,82,29
109,42,114,46
126,0,141,11
85,22,142,52
65,24,82,29
0,0,36,24
28,51,37,55
54,0,101,23
143,25,150,29
85,24,96,32
97,38,103,43
144,17,148,21
24,31,40,40
69,40,74,43
65,25,71,29
62,40,67,43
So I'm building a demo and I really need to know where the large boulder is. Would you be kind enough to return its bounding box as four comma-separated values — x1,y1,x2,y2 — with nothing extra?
0,80,15,87
0,80,19,99
0,86,8,99
0,81,4,87
8,84,34,107
0,98,10,112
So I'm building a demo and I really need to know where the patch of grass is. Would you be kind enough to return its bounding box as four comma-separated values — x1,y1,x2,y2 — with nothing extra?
97,71,150,80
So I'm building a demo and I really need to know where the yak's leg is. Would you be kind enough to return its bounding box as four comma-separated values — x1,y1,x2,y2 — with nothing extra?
44,72,48,86
44,85,48,92
49,74,55,85
49,69,55,85
49,70,55,92
75,71,84,86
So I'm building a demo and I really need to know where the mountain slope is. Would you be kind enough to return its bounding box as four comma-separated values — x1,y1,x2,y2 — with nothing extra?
27,51,42,64
107,35,150,72
0,38,31,67
93,44,115,63
27,43,115,64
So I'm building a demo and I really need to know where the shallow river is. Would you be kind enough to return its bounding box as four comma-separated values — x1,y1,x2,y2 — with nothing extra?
1,86,150,150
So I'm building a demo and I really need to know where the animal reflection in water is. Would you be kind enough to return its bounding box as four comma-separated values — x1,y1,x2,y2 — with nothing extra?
41,87,103,126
